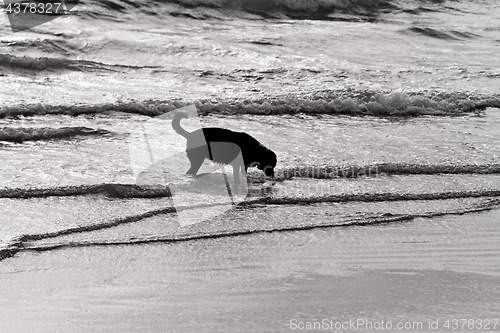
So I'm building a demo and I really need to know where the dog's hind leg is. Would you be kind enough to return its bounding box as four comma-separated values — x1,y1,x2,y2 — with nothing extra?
240,164,248,181
185,153,204,175
232,163,249,194
185,145,210,175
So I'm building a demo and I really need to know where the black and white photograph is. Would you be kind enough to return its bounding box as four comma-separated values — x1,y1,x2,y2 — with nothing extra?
0,0,499,332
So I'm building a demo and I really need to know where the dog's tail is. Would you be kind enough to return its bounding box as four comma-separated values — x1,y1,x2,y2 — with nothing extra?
172,112,190,139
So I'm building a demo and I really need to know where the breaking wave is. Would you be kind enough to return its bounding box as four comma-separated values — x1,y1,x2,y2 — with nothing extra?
0,184,171,199
0,126,112,143
198,92,500,116
282,163,500,179
1,91,499,118
1,162,500,199
0,53,159,73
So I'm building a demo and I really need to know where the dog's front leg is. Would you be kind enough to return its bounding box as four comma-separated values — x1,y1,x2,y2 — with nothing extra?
232,164,241,189
238,164,249,194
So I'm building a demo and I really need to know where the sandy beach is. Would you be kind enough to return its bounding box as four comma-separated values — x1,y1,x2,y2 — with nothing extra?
1,207,499,333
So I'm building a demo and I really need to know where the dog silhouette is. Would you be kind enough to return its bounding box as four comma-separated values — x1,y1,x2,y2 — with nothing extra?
172,112,277,187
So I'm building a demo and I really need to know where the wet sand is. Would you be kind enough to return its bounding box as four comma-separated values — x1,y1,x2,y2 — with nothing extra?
1,208,499,333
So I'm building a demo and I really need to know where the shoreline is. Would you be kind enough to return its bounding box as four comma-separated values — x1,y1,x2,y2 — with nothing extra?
1,208,499,332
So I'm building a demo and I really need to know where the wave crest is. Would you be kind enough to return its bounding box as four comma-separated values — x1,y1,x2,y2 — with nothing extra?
2,163,500,199
2,91,498,118
0,126,111,143
197,91,500,116
0,53,158,74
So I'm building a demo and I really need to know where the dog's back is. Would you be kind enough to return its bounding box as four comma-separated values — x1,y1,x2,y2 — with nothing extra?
199,128,259,150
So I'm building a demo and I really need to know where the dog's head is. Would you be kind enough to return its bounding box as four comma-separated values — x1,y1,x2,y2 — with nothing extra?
253,146,277,178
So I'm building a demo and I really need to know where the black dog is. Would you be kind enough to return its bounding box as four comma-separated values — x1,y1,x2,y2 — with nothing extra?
172,112,277,186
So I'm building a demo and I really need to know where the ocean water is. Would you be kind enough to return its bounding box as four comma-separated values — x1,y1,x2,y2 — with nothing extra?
0,0,500,264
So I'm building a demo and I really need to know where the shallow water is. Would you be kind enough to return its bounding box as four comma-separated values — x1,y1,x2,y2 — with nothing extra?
1,110,500,257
